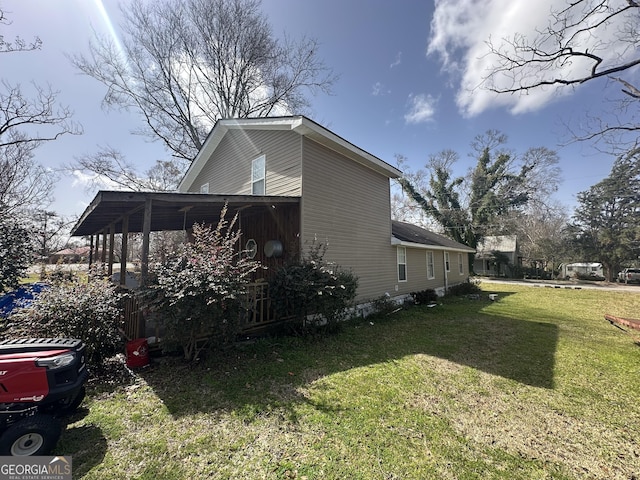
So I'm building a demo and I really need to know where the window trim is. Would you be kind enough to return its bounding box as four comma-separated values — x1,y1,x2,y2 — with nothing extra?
426,251,435,280
458,253,464,275
397,246,407,282
251,155,266,195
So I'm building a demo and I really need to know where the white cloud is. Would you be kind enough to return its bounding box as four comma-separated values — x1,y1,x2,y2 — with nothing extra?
404,93,438,124
427,0,635,117
372,81,391,96
71,170,121,190
390,51,402,68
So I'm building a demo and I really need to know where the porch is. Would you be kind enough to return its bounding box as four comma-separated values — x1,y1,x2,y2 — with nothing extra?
71,191,301,336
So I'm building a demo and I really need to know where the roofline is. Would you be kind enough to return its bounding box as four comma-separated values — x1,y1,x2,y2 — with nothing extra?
178,116,402,191
70,190,300,236
391,236,476,253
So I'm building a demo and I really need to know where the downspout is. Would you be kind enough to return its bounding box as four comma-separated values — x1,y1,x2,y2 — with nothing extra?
444,251,449,293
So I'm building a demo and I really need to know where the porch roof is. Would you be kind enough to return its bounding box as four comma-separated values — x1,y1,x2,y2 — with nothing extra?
70,190,300,236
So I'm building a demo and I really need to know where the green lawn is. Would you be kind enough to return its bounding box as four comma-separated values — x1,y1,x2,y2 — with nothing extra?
60,283,640,479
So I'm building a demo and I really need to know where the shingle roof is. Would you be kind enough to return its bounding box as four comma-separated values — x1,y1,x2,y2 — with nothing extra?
391,220,475,252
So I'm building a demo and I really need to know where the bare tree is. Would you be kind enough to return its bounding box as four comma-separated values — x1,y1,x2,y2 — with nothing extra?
0,9,81,215
0,133,56,215
0,8,41,53
511,203,571,273
482,0,640,150
70,0,336,166
71,146,182,192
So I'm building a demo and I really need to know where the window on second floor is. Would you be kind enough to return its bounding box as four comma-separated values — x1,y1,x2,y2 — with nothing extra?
252,155,266,195
426,251,435,279
397,246,407,282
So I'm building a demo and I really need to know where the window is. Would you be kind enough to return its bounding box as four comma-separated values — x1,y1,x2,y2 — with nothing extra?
251,155,265,195
200,183,209,194
426,251,435,279
458,253,464,275
397,246,407,282
444,251,450,272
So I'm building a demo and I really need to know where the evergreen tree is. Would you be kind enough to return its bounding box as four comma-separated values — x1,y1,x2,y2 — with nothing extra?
0,216,33,292
571,150,640,281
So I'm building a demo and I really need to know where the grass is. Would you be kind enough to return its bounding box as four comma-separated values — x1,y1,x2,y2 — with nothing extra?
58,283,640,479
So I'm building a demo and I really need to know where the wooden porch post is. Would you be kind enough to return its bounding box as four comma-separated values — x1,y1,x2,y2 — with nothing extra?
119,216,129,286
108,223,115,277
101,229,107,264
140,198,152,286
88,235,94,268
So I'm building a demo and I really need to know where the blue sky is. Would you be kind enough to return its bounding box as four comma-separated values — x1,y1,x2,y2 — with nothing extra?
2,0,632,223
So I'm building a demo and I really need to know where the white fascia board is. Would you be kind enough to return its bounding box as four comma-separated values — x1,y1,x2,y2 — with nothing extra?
293,117,402,178
178,124,227,192
391,236,476,254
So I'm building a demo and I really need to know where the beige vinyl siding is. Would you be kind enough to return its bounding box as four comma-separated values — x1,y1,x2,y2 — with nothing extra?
187,130,302,196
300,137,396,302
393,248,471,296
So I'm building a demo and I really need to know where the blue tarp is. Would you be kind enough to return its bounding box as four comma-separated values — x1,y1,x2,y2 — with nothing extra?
0,283,48,318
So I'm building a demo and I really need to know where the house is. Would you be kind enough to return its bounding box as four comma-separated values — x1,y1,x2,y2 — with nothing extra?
71,116,474,331
473,235,521,277
49,246,92,264
176,116,474,301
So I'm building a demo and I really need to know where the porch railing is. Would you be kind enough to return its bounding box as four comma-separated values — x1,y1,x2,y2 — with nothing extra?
121,281,281,340
240,281,279,331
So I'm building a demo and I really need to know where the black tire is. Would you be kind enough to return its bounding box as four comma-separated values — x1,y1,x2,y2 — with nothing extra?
0,415,62,456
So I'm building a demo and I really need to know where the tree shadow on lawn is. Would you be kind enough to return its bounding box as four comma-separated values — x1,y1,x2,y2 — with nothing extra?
139,293,558,418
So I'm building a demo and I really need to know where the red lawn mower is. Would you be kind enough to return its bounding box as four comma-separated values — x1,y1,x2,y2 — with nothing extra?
0,338,88,456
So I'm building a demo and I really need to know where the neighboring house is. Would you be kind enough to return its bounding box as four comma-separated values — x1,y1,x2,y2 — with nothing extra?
49,246,92,264
474,235,521,277
71,116,474,330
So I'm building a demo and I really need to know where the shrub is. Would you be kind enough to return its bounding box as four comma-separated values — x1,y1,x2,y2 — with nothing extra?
269,243,358,333
371,294,398,315
6,278,125,367
410,289,438,304
0,217,33,292
140,207,260,362
447,280,482,297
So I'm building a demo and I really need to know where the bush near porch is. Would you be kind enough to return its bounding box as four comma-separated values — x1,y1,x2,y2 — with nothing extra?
140,211,261,362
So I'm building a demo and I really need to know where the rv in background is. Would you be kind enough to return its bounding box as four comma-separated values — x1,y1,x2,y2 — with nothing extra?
558,262,604,280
